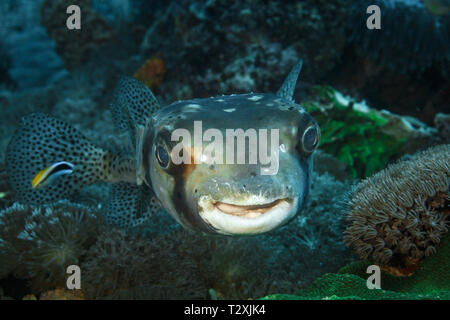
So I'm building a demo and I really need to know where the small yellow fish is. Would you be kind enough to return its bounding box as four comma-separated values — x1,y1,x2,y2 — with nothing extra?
32,161,74,189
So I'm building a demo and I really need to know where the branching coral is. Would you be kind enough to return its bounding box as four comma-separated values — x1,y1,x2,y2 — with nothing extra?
343,144,449,269
0,201,101,292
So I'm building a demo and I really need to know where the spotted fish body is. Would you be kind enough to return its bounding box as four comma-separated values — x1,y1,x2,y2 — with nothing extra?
5,60,320,235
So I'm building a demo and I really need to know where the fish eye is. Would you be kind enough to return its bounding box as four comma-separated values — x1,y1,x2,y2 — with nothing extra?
155,145,170,168
301,124,320,153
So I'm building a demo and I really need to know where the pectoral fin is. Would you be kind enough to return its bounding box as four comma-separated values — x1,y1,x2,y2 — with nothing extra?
104,182,161,228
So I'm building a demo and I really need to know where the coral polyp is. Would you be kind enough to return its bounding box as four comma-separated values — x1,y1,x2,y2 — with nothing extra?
344,144,449,267
0,201,101,292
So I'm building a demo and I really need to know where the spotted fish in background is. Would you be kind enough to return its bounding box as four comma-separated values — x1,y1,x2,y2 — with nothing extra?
5,60,320,235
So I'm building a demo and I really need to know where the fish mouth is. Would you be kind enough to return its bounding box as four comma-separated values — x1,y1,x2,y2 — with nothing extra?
198,196,297,235
213,199,287,218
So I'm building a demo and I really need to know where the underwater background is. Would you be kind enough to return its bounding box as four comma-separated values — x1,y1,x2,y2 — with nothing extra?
0,0,448,300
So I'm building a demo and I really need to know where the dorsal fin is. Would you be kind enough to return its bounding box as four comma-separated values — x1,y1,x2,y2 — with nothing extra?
110,77,161,148
276,59,303,102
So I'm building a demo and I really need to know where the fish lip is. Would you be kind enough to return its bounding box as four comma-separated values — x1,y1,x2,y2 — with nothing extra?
197,196,298,235
213,198,288,217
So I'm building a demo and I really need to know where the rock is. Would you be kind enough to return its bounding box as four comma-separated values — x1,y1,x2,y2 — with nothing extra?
40,0,114,69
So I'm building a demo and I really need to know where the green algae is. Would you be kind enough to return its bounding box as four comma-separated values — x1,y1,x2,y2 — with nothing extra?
303,86,406,178
260,233,450,300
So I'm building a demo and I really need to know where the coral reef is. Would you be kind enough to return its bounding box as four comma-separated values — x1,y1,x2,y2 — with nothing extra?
1,0,447,301
277,171,351,257
92,0,136,25
40,0,114,69
134,56,166,90
331,0,450,125
434,113,450,143
81,228,165,299
0,41,13,87
194,42,299,95
21,287,85,300
348,0,450,75
343,144,449,268
262,274,449,300
312,150,350,182
339,232,450,294
0,164,15,210
0,201,101,292
261,232,450,300
140,0,349,100
39,288,86,300
82,227,291,300
0,0,68,89
303,86,436,178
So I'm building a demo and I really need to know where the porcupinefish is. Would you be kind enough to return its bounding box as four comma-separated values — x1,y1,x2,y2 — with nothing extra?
5,60,320,235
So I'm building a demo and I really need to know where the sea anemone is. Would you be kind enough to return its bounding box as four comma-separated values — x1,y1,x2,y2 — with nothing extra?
81,228,163,299
81,227,295,299
0,201,101,292
343,144,449,269
0,203,30,279
347,0,450,75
